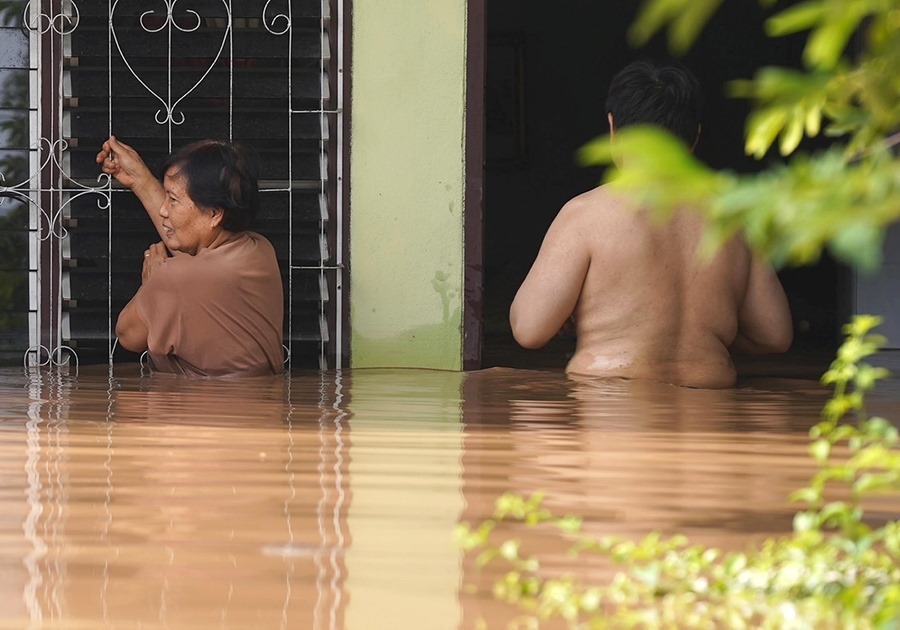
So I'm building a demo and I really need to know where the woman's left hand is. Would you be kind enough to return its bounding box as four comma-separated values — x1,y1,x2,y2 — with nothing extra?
141,242,168,283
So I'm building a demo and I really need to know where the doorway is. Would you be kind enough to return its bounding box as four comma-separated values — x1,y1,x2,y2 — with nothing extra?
477,1,841,374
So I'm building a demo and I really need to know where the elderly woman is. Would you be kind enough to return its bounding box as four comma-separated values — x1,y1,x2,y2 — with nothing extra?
97,136,284,376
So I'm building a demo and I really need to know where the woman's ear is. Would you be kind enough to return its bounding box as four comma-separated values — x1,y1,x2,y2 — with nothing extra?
607,112,615,136
209,206,224,228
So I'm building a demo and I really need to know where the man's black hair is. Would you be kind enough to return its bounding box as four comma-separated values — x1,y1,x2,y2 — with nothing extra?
605,60,702,146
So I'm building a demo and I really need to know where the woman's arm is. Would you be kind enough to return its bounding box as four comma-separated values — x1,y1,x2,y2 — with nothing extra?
114,241,168,352
97,135,168,242
115,296,149,352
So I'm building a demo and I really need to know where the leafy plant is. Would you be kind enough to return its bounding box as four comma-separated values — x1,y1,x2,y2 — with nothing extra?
579,0,900,272
457,316,900,629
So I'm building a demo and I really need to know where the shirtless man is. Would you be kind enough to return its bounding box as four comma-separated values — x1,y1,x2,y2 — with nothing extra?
509,60,792,388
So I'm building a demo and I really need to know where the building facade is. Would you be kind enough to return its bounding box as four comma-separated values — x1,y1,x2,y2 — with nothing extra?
0,0,479,372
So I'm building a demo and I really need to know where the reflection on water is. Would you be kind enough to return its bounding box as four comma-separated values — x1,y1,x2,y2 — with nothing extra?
0,359,898,628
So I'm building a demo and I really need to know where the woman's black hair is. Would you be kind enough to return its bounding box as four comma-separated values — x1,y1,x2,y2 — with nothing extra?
158,139,261,232
605,59,703,146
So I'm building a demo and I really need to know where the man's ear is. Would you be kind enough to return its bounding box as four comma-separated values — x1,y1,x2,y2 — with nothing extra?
608,112,615,136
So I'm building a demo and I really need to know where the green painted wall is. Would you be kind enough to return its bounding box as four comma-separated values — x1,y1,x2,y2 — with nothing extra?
349,1,468,370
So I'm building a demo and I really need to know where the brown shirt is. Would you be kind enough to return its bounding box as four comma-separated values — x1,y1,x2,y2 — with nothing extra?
133,232,284,376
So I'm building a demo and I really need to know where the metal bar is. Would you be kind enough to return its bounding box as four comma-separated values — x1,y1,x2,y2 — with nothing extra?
290,265,343,271
334,0,346,370
290,109,342,114
107,0,113,363
319,0,326,370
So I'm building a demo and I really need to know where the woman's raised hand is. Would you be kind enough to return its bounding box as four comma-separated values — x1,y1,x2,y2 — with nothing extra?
96,135,168,239
141,241,169,284
96,135,151,190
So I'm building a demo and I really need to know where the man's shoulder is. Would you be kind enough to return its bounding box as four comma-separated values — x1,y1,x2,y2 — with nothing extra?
557,184,629,226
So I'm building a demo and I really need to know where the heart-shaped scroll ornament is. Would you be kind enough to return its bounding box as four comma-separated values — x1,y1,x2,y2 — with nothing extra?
110,0,232,126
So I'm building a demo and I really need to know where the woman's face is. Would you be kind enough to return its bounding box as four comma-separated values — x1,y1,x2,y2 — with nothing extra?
160,168,221,255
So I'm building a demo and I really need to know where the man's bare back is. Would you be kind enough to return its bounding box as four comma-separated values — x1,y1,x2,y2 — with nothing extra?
509,186,792,388
509,60,792,388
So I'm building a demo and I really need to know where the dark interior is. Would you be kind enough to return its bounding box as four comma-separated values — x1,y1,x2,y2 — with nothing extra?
481,2,843,378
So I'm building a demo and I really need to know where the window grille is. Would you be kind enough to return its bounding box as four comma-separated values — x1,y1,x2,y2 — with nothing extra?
0,0,345,370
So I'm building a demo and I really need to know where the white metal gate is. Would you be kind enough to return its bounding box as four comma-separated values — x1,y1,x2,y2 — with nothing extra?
0,0,345,370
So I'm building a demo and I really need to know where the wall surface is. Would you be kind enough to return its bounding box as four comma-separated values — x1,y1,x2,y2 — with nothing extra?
350,1,468,369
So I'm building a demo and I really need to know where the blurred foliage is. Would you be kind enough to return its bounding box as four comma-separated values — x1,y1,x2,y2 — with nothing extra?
581,0,900,272
458,316,900,629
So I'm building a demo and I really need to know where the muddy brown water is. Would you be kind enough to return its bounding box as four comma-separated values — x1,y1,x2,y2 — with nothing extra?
1,357,899,629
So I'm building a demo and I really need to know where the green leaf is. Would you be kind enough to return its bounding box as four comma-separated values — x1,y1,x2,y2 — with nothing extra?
580,588,601,612
779,108,806,155
854,473,891,495
829,222,884,272
855,365,890,391
804,12,863,70
793,510,820,532
499,539,521,562
819,501,852,525
746,107,789,158
476,549,497,569
846,315,884,338
576,136,612,166
805,102,823,136
765,0,827,37
866,417,899,444
628,0,723,53
810,438,831,463
557,516,583,535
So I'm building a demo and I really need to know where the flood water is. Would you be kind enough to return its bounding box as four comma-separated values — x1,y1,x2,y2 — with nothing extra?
1,358,899,629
